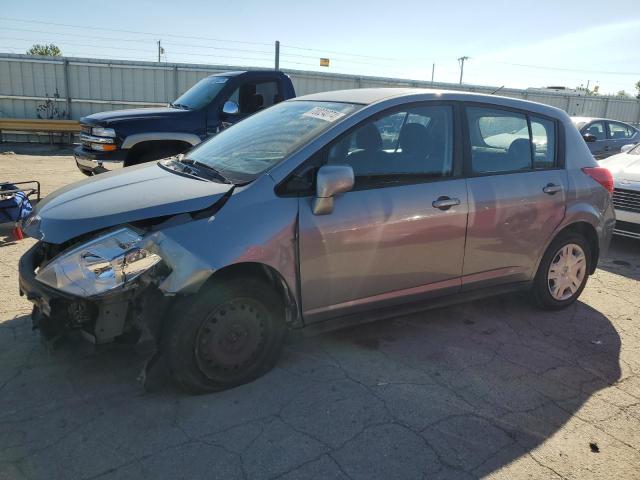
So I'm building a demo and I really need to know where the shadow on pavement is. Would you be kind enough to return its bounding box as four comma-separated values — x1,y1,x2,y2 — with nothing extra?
599,235,640,281
0,293,621,479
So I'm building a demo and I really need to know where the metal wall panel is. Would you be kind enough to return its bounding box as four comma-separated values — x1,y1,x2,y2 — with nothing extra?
1,53,639,131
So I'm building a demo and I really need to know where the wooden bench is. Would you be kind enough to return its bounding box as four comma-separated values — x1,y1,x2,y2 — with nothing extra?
0,118,81,143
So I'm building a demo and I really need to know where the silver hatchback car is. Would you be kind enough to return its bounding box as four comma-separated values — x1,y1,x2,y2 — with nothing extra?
19,89,615,393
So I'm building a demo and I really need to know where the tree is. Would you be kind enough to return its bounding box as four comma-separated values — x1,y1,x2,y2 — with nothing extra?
635,80,640,99
616,90,629,98
26,43,61,57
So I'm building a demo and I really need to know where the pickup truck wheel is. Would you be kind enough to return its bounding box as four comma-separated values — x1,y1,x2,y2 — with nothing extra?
162,278,287,394
532,232,591,310
125,145,186,167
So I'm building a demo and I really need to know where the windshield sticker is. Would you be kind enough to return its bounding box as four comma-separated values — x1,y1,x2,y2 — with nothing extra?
302,106,346,122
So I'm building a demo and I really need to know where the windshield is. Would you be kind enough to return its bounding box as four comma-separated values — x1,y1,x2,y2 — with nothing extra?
172,76,229,110
186,100,362,183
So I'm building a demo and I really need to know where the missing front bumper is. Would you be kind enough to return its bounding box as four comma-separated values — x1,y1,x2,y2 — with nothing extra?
19,242,166,344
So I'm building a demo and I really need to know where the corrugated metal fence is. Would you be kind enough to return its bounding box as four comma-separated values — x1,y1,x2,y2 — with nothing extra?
1,52,639,141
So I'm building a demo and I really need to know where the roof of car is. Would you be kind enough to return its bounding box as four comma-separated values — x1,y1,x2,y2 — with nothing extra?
294,88,568,118
570,116,602,124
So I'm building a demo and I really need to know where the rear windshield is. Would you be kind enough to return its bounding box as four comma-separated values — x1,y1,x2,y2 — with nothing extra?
186,101,362,183
172,76,229,110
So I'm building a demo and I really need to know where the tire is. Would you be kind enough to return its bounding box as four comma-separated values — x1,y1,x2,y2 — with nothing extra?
161,278,287,394
532,232,591,310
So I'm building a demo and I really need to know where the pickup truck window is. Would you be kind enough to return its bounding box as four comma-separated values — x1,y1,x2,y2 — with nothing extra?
227,81,280,115
172,76,229,110
186,100,361,183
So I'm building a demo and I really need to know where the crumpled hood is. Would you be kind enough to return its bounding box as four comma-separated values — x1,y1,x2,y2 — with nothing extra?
600,153,640,184
25,162,232,244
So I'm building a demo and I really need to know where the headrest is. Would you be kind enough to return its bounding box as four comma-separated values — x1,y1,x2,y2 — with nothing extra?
399,123,428,155
355,123,382,150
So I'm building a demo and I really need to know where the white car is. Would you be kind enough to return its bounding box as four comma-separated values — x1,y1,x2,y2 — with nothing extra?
600,143,640,239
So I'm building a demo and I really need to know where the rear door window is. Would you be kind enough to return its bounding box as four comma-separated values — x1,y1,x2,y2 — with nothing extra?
466,107,532,174
607,121,636,140
466,107,557,174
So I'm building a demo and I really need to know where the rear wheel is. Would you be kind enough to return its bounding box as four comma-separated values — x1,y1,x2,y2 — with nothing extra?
162,278,287,394
532,232,591,310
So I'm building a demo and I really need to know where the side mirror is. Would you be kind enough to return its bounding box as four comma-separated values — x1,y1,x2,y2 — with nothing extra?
312,165,354,215
621,143,635,153
583,133,597,143
222,100,239,116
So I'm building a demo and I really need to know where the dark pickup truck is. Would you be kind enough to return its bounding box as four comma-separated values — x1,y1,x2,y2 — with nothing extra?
74,70,296,175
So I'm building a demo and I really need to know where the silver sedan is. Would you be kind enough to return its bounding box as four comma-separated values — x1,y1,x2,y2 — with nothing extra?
600,143,640,239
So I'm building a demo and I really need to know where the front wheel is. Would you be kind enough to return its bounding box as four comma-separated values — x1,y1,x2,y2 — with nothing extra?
162,278,287,394
532,232,591,310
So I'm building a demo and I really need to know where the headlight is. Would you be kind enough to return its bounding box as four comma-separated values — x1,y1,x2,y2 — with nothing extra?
36,228,161,297
92,127,116,138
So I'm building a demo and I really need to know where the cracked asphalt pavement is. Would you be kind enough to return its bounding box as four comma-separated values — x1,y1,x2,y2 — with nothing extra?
1,148,639,479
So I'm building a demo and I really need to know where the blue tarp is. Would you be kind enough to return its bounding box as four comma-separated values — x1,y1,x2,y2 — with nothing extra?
0,184,33,223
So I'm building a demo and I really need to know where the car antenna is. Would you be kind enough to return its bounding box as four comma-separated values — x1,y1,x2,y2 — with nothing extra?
490,85,505,95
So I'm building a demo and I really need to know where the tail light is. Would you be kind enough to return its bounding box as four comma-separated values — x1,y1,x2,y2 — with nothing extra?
582,167,614,194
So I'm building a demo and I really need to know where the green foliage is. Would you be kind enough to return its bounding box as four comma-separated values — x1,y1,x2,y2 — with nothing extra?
26,43,61,57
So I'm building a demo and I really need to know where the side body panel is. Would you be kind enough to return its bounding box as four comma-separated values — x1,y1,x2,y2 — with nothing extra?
463,170,568,286
298,179,468,322
146,174,301,313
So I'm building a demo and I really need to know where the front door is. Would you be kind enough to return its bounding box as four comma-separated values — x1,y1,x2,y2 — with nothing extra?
297,103,468,323
582,120,608,159
462,106,567,288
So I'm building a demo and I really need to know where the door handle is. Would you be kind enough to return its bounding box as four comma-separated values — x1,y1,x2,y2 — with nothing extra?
432,196,461,210
543,183,563,195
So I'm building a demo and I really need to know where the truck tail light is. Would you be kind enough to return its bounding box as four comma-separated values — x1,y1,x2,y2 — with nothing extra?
582,167,614,194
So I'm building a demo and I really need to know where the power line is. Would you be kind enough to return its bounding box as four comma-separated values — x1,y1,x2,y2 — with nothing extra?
485,60,640,76
280,43,402,62
0,16,273,46
1,25,411,66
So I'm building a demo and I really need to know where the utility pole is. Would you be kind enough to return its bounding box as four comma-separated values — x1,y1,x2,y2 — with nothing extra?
458,56,469,85
275,40,280,70
157,40,162,62
431,63,435,84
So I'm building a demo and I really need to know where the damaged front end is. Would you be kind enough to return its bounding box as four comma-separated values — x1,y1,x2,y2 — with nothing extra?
19,228,172,344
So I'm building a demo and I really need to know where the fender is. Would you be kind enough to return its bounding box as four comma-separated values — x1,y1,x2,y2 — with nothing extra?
121,132,202,150
532,200,612,277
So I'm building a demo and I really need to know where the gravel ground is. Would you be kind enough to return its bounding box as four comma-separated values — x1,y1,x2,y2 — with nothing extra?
1,148,639,479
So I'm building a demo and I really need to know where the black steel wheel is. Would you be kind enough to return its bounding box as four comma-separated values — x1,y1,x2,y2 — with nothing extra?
162,278,287,393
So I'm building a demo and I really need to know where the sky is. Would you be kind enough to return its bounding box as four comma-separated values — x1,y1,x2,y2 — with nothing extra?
1,0,639,96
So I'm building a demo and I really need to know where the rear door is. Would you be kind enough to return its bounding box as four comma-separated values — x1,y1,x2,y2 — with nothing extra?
607,121,638,154
296,103,468,322
462,105,567,288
